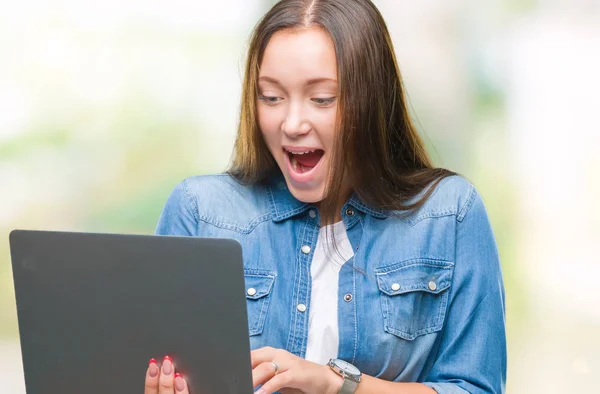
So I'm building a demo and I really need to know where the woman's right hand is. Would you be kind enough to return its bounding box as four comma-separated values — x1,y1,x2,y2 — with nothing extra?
144,356,189,394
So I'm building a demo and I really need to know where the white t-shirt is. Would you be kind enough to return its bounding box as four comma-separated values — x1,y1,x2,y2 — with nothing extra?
304,221,355,365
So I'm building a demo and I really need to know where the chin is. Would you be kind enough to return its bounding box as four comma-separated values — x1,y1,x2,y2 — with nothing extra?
286,185,326,204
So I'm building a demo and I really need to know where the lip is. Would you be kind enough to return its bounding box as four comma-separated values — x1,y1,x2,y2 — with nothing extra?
283,145,323,153
282,147,325,186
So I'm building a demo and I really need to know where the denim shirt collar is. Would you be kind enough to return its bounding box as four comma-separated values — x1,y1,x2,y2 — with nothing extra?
266,175,388,222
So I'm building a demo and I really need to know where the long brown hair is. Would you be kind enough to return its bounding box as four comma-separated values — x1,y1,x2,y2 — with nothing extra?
228,0,455,223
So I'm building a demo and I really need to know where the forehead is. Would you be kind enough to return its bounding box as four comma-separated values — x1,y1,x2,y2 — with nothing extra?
259,26,337,82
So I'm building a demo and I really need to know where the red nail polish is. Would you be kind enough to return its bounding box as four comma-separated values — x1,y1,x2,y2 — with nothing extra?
174,373,185,392
164,355,172,361
148,358,160,378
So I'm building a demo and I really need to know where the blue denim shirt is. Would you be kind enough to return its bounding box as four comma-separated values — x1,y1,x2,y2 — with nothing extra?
155,173,506,394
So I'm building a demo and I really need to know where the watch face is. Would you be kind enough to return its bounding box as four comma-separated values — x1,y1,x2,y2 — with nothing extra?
334,359,360,376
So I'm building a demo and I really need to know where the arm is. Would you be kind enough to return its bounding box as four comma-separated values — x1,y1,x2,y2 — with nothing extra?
353,375,436,394
421,190,507,394
251,349,437,394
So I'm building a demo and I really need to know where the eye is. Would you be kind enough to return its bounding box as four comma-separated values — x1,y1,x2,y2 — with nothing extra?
311,97,336,106
258,95,282,105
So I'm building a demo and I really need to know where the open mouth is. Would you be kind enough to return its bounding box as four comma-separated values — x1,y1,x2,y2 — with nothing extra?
285,148,325,174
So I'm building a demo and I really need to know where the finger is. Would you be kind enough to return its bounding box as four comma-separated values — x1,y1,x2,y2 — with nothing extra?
256,371,293,394
252,361,279,387
144,358,160,394
158,356,175,394
250,347,277,368
174,372,189,394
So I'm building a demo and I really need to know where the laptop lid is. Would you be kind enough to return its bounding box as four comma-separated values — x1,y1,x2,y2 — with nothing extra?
9,229,252,394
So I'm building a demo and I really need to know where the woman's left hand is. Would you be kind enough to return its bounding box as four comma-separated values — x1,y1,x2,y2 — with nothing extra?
251,347,343,394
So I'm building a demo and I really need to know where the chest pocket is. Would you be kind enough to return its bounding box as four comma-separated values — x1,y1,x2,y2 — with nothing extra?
244,269,276,336
374,259,453,340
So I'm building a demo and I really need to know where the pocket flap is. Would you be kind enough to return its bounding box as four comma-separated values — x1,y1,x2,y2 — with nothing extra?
244,270,276,300
375,259,453,296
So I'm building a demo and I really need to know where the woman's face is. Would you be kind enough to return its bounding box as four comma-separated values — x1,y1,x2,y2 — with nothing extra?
258,26,338,204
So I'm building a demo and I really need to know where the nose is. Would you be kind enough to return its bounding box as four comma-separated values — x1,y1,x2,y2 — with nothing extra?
281,102,311,138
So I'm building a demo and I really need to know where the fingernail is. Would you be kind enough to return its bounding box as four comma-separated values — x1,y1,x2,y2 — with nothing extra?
175,373,185,392
148,358,159,378
162,356,173,375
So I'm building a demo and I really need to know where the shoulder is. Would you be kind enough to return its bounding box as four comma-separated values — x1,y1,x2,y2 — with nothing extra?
180,173,260,202
398,175,480,225
170,174,272,233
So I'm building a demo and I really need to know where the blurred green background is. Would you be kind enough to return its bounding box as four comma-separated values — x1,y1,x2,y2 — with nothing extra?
1,0,599,392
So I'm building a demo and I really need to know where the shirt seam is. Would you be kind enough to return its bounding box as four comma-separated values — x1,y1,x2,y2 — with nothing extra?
456,184,477,222
181,178,201,225
196,213,271,234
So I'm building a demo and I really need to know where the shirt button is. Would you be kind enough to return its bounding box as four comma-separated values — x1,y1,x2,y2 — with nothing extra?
428,281,437,291
344,293,353,302
297,303,307,312
391,283,401,291
301,245,311,254
345,208,355,216
246,288,257,296
309,210,317,219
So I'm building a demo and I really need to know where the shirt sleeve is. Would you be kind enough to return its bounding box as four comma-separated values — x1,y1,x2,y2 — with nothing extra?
154,179,199,236
422,188,507,394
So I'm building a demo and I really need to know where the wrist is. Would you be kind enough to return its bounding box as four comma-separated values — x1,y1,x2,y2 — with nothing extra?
323,364,344,394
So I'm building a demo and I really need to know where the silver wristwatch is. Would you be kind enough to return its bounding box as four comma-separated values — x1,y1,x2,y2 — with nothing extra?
328,358,361,394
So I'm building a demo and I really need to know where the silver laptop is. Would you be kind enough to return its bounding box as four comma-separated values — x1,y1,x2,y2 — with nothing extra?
9,229,253,394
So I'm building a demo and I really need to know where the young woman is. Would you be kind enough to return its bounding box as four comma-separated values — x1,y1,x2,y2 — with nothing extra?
144,1,506,393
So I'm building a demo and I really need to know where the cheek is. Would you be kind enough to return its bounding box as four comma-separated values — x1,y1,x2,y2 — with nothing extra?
258,107,281,144
313,109,337,146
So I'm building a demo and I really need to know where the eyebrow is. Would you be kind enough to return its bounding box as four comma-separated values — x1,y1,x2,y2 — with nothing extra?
258,76,337,86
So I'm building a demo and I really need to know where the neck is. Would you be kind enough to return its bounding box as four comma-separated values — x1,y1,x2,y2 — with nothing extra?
315,189,352,227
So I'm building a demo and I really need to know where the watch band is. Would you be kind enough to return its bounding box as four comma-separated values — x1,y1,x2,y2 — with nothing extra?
338,377,359,394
